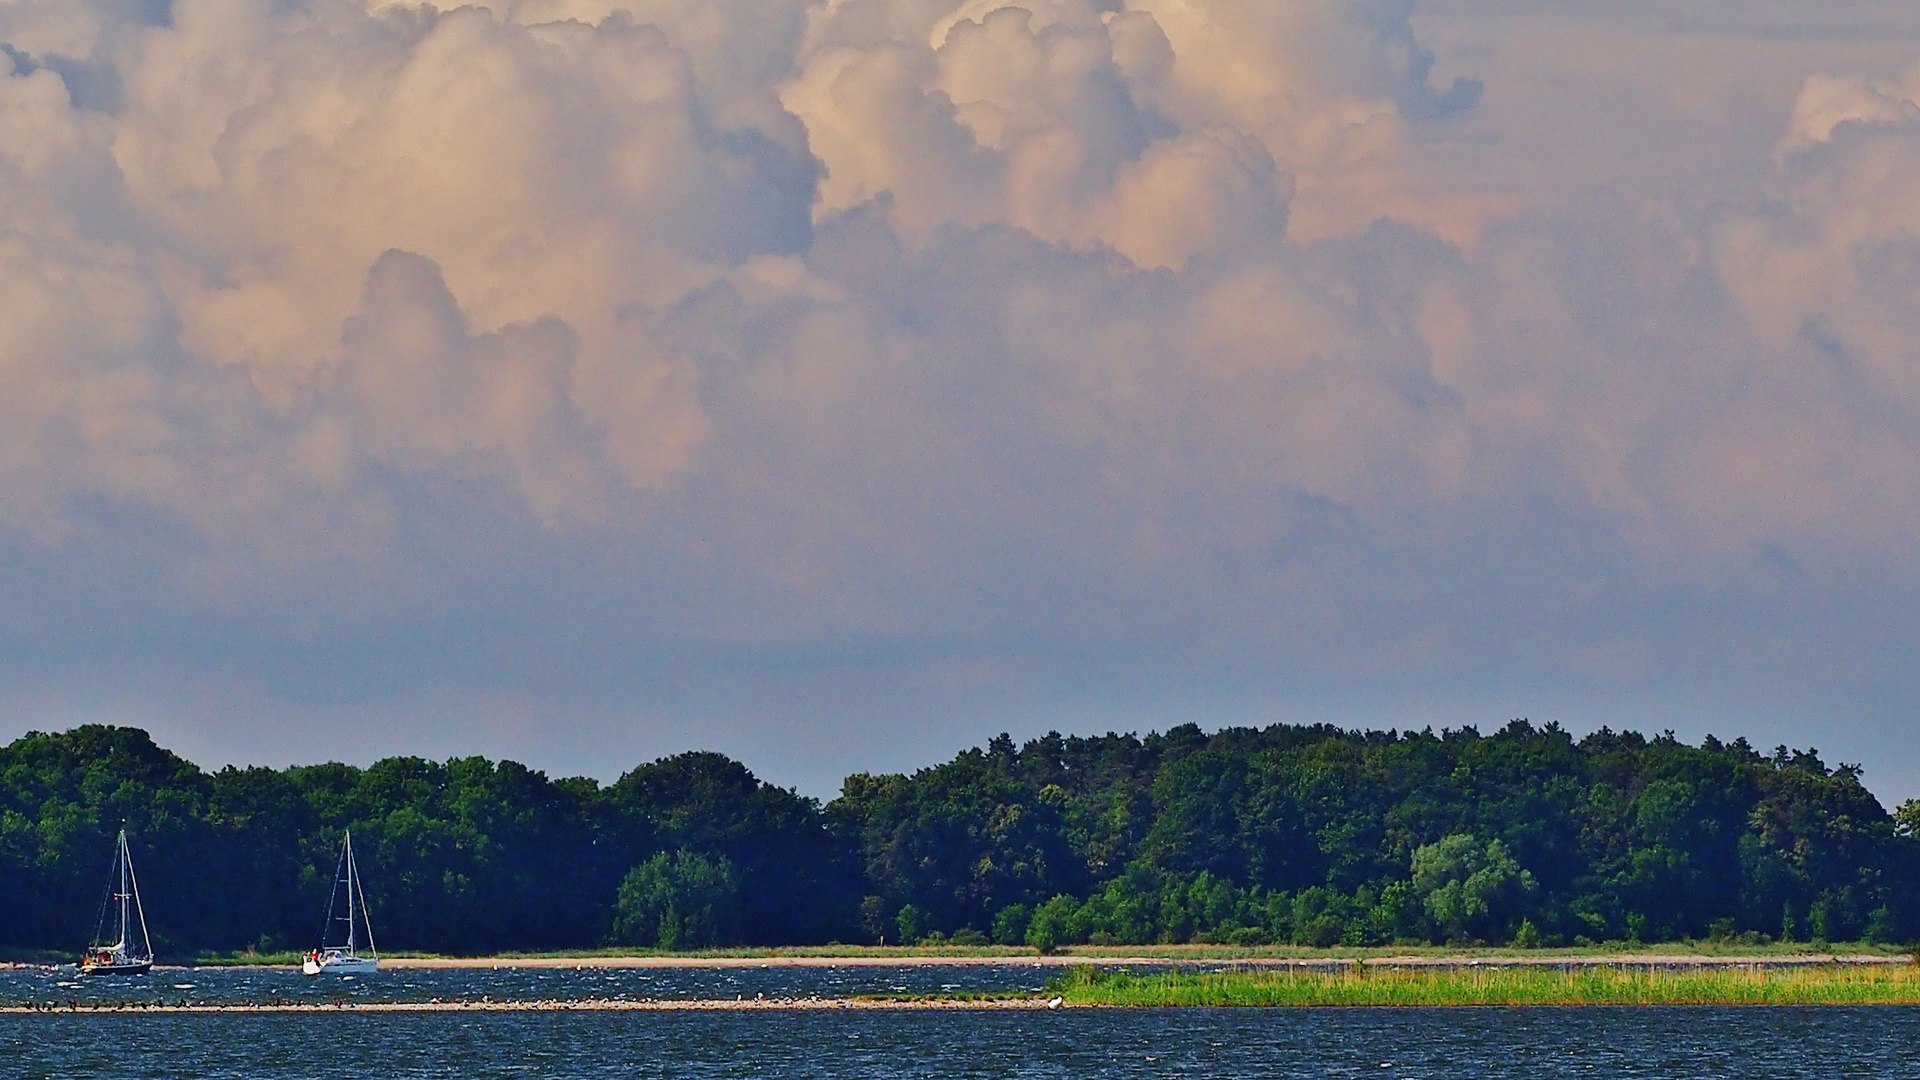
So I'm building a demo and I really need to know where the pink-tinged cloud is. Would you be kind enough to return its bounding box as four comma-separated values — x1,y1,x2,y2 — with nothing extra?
1,0,1919,799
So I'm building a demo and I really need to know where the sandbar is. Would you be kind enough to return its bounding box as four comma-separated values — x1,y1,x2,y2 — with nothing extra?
0,997,1059,1014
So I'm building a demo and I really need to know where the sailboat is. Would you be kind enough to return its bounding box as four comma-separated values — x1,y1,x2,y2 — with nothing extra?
80,830,154,975
303,829,379,975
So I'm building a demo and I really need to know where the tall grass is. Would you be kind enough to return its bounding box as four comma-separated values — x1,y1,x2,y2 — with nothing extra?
1048,963,1920,1007
1055,940,1905,960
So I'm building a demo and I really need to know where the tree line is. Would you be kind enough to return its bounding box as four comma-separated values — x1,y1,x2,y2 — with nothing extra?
2,722,1916,956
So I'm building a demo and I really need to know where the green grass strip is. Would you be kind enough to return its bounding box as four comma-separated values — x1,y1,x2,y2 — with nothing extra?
1049,963,1920,1007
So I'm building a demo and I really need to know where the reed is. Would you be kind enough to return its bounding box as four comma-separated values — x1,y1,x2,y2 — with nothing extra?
190,950,310,967
1048,963,1920,1007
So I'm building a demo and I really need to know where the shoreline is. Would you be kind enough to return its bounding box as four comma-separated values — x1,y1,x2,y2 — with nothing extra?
0,997,1059,1014
7,960,1916,1010
8,967,1920,1012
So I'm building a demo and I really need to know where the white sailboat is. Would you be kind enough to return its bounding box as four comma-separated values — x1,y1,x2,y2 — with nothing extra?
80,829,154,975
303,829,379,975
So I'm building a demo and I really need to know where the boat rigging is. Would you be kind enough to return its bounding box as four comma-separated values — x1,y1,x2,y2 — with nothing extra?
81,829,154,976
304,829,379,975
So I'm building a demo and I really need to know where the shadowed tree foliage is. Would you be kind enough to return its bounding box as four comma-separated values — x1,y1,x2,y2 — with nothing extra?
0,721,1915,954
605,751,859,944
0,728,845,954
832,721,1919,948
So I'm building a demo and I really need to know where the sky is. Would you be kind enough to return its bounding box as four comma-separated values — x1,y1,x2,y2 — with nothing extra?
3,0,1920,804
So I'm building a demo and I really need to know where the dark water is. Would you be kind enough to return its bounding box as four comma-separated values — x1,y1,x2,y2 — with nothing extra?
6,1005,1919,1078
0,963,1062,1006
2,967,1916,1078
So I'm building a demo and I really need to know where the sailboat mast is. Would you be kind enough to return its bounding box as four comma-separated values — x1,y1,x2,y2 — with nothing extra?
345,831,357,954
116,831,129,949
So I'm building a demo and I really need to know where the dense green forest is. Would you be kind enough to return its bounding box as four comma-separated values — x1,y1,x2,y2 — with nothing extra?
2,722,1917,956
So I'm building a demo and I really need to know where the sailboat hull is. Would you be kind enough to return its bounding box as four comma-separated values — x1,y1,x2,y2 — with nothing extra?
303,955,378,976
80,960,152,976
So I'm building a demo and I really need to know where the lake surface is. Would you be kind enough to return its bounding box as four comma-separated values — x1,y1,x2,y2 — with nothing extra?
3,966,1917,1078
0,962,1061,1006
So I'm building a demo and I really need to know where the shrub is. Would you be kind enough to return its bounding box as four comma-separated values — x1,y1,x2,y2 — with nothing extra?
895,904,928,944
1027,895,1079,954
992,903,1033,946
1864,906,1897,945
609,850,741,949
1412,834,1536,943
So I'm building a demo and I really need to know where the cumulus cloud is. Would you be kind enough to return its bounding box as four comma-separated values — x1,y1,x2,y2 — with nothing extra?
3,0,823,542
4,0,1920,792
1699,63,1920,549
0,0,1489,548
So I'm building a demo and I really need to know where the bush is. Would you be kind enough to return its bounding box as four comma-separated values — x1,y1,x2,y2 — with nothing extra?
1412,834,1536,943
1289,886,1361,947
1027,895,1079,954
609,850,741,949
895,904,928,944
1864,906,1897,945
992,903,1032,946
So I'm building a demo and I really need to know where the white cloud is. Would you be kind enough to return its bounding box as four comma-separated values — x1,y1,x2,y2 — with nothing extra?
3,0,1485,550
4,0,1920,793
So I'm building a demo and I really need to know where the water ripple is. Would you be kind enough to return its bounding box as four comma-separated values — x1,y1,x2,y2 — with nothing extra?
1,968,1916,1078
